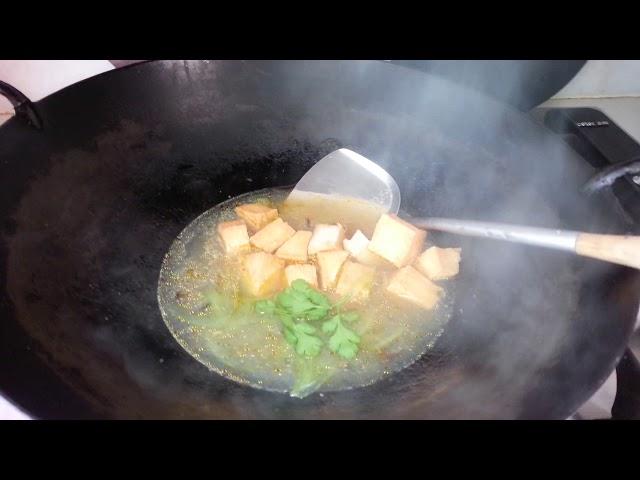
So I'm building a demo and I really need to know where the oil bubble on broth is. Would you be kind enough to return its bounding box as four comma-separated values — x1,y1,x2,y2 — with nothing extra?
157,188,453,398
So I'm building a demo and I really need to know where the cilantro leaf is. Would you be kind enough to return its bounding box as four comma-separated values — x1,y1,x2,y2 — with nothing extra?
322,314,341,334
330,337,359,359
290,279,312,293
327,318,361,360
281,320,322,357
280,280,331,319
283,327,297,346
306,290,332,310
254,280,362,360
295,331,323,357
305,307,331,321
277,312,295,329
294,322,316,335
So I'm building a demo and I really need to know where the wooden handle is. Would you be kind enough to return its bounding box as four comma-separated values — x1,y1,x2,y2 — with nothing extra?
575,233,640,270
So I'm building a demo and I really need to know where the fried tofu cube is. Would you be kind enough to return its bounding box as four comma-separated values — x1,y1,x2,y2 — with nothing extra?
217,219,250,254
386,266,443,310
308,224,345,255
234,203,279,232
285,264,318,288
343,230,389,267
241,252,285,297
249,218,296,253
275,230,312,262
336,261,376,300
368,214,426,267
317,250,349,290
343,229,369,257
415,247,462,280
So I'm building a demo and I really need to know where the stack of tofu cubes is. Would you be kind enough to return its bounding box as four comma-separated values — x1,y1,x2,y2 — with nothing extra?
217,202,461,310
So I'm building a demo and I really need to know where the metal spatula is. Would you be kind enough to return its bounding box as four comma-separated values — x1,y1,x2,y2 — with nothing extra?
288,148,640,270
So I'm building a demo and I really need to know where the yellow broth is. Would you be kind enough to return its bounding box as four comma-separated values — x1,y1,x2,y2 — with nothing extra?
157,188,453,398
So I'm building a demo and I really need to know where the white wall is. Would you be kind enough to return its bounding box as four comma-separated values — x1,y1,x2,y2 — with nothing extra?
553,60,640,99
0,60,113,126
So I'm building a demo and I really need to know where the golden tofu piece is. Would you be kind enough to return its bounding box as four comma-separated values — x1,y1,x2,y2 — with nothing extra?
308,224,345,255
249,218,296,253
416,246,462,280
336,261,376,300
217,219,250,254
343,230,389,267
234,203,279,232
317,250,349,291
368,214,426,267
285,264,318,288
275,230,312,262
241,252,285,297
386,266,443,310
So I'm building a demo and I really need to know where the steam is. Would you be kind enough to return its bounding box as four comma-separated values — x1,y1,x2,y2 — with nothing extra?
4,60,631,419
275,60,631,418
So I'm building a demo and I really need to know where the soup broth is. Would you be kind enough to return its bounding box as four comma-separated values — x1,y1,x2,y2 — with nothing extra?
158,188,453,398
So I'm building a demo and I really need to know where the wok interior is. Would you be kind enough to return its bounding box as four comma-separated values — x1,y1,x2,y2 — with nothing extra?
1,60,639,419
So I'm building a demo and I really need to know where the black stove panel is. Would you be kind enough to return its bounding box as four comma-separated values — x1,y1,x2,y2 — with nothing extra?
534,107,640,224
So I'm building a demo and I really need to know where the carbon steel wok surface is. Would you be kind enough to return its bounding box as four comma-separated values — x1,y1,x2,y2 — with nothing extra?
0,60,638,419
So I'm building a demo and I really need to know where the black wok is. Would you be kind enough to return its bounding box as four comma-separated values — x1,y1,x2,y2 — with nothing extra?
0,60,638,419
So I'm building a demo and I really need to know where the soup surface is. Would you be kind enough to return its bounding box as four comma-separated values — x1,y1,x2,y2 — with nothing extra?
157,188,454,397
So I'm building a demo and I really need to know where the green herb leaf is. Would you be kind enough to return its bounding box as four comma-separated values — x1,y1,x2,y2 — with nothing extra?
331,338,359,359
327,318,361,360
291,279,311,293
295,330,323,357
278,312,295,329
283,327,298,346
306,290,332,310
278,280,331,320
305,307,330,321
294,322,316,335
321,314,341,334
255,280,362,360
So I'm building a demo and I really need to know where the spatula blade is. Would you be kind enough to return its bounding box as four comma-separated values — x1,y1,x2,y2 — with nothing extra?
287,148,401,214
